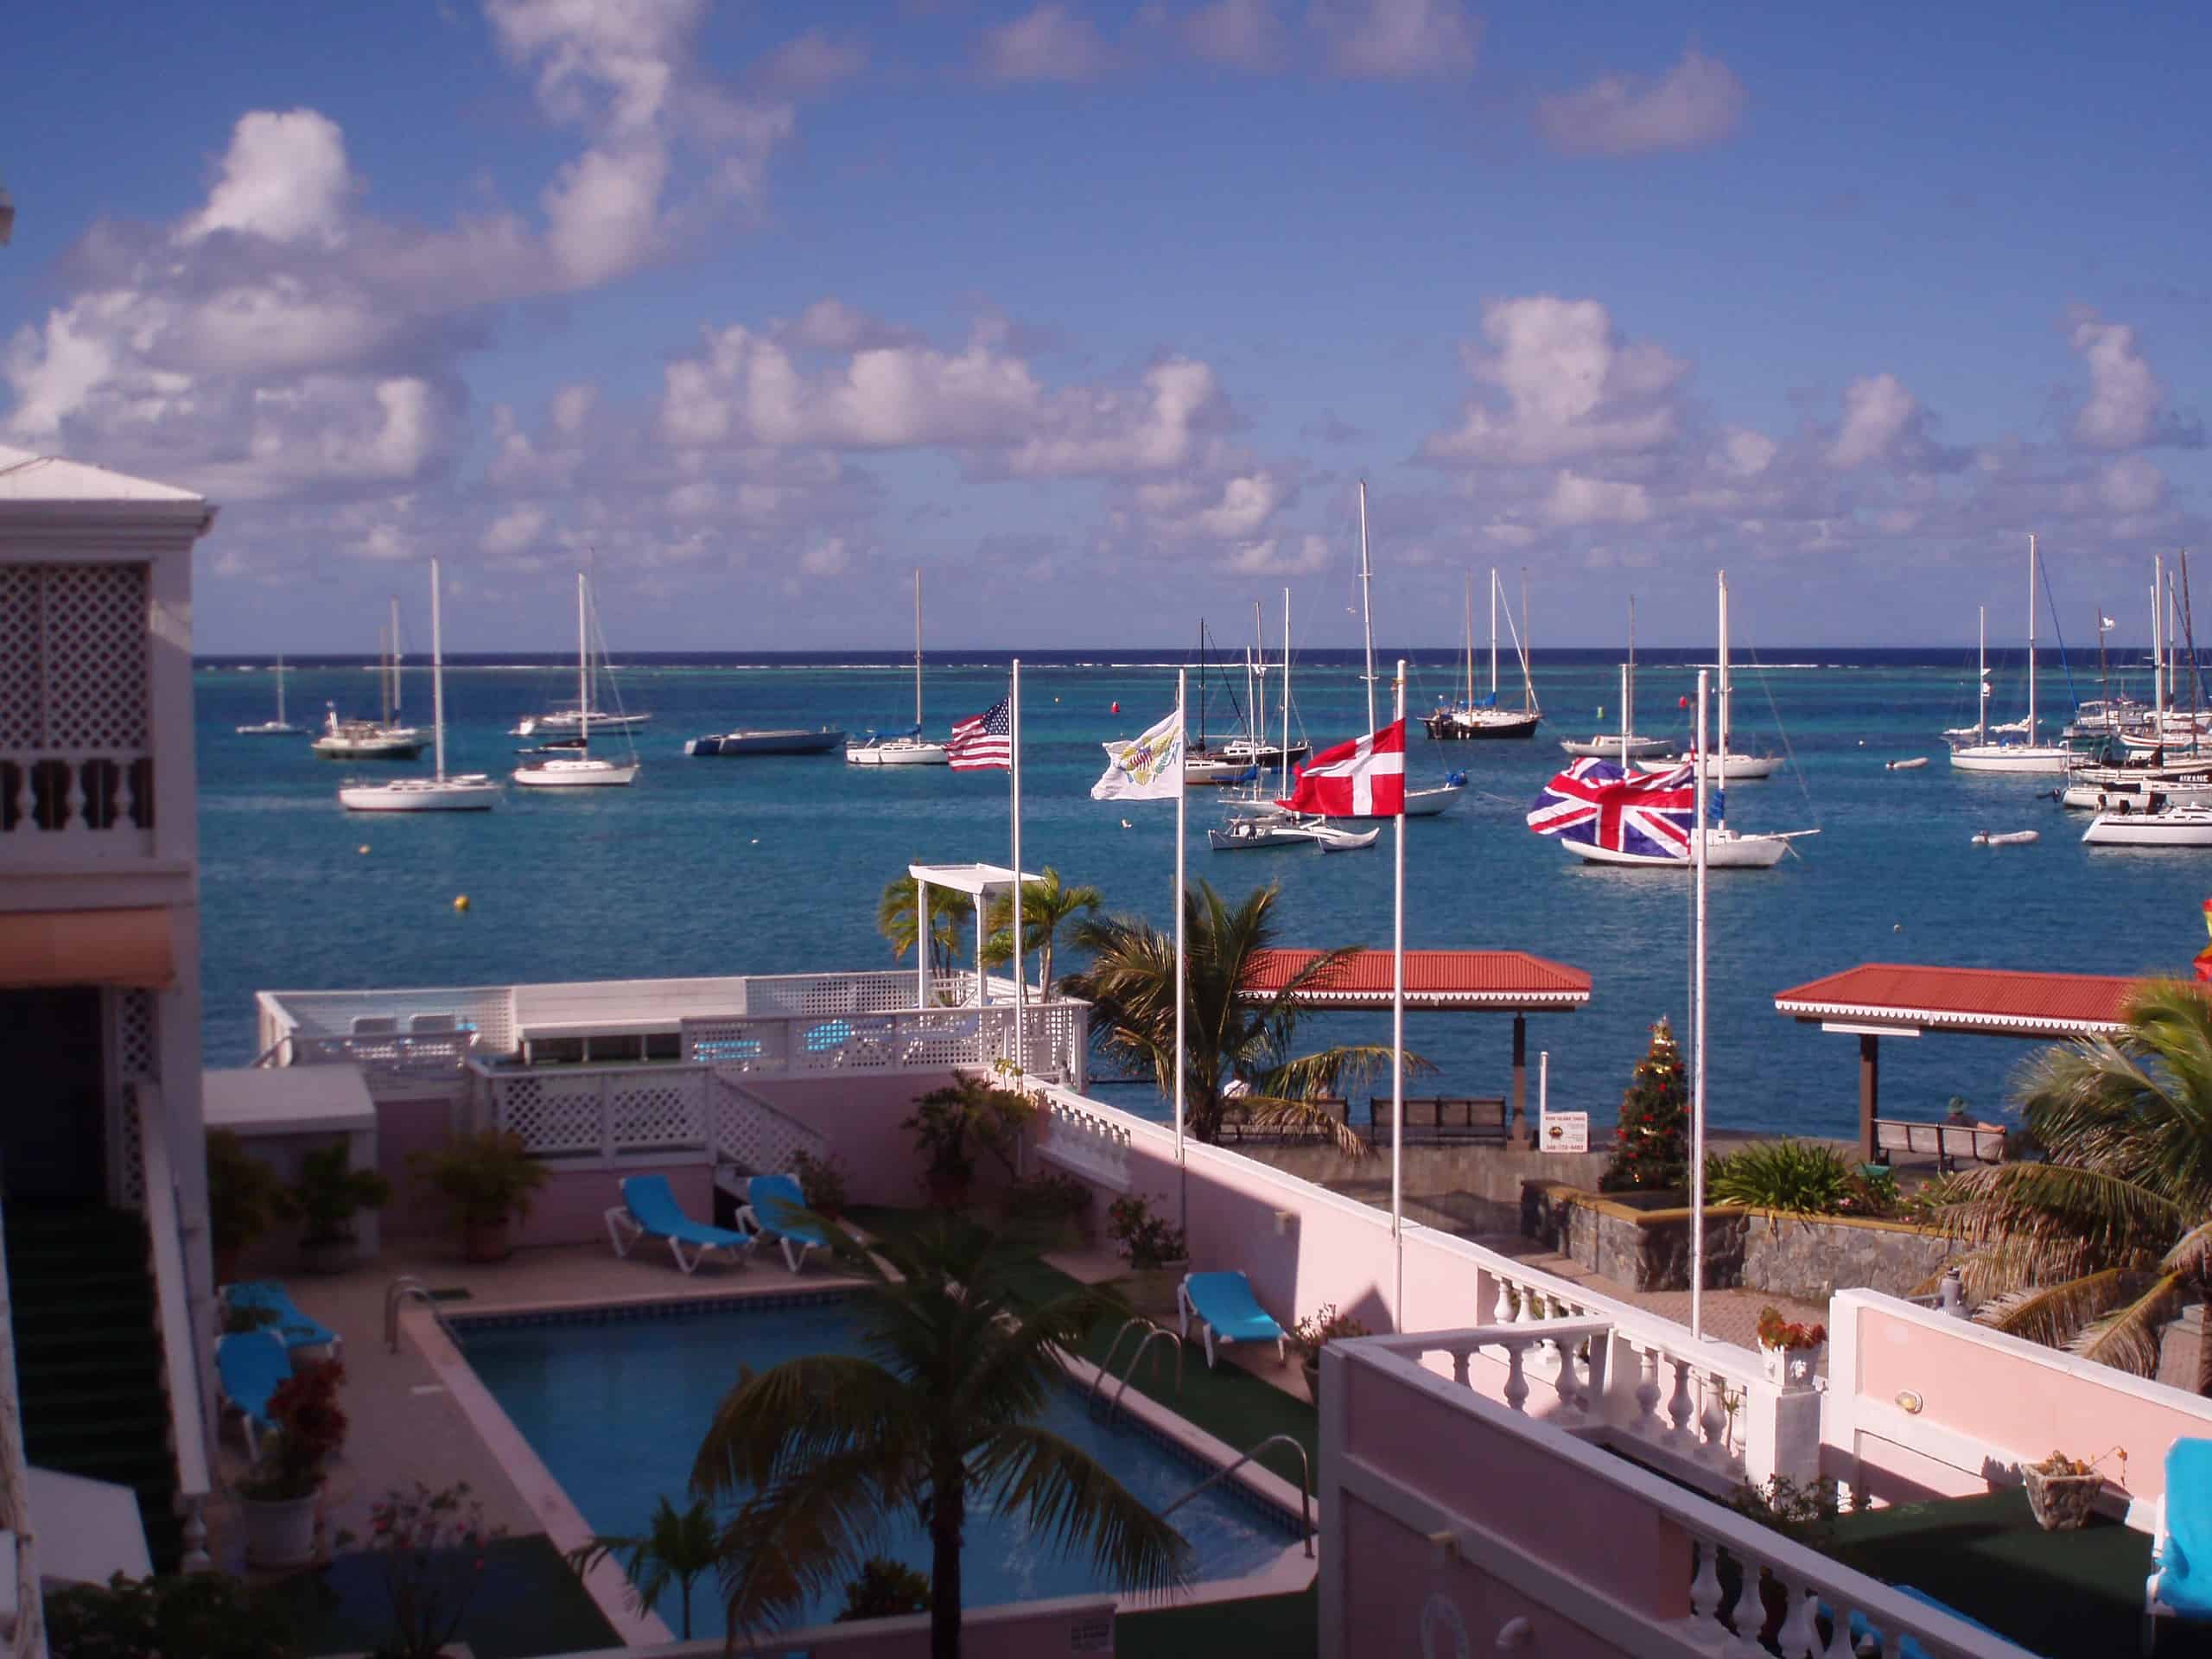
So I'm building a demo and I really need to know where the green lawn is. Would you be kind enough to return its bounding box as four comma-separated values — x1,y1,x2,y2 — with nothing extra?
270,1535,620,1659
1120,1585,1319,1658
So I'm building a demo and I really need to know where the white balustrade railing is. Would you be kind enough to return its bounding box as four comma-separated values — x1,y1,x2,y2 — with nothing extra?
1031,1088,1134,1191
289,1029,477,1077
480,1061,710,1161
1376,1319,1616,1427
709,1071,830,1175
0,749,156,854
683,1000,1084,1082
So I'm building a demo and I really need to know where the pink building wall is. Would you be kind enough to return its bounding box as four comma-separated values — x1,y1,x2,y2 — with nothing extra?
507,1163,716,1253
747,1070,1021,1210
568,1594,1115,1658
373,1090,465,1242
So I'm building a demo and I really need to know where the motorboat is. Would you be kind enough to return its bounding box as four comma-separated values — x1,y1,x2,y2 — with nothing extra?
514,572,641,788
236,655,305,736
849,570,950,766
340,558,500,812
685,728,845,756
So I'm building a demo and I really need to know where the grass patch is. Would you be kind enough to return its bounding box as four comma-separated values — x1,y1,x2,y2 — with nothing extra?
1120,1584,1318,1659
267,1534,618,1659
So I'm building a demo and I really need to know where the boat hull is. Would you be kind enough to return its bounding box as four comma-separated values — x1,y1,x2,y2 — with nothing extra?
1323,781,1465,820
2061,783,2212,811
1948,745,2070,773
237,722,307,737
1425,711,1540,741
1637,752,1780,780
1560,830,1790,869
513,712,652,736
686,729,845,756
339,779,501,812
846,741,950,766
2082,810,2212,847
1560,734,1670,758
312,736,424,760
513,760,639,787
1207,821,1308,850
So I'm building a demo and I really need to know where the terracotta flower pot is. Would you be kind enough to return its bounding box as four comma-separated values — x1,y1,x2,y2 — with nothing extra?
298,1235,359,1277
462,1217,513,1264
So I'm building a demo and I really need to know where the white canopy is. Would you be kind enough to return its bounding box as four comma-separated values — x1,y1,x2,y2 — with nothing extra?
907,862,1046,897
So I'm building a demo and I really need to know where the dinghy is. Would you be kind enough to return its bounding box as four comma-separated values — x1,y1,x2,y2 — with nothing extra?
1885,757,1928,771
1970,830,2039,847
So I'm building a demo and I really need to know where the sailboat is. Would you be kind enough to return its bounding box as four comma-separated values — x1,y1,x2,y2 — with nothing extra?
1422,569,1540,740
1637,574,1779,779
340,560,500,812
311,600,425,759
236,655,305,735
1323,482,1462,819
848,569,950,765
1181,622,1257,785
1948,535,2070,773
512,574,640,787
1560,599,1669,759
1208,589,1376,852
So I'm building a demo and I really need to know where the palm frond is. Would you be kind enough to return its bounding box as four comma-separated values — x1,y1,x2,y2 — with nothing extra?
710,1443,907,1636
690,1354,915,1497
1973,1268,2143,1351
2164,1217,2212,1284
2069,1271,2188,1377
1924,1159,2183,1270
969,1424,1195,1597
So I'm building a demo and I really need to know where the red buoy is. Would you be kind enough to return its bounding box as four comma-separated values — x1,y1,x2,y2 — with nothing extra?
1678,695,1689,709
1110,701,1121,715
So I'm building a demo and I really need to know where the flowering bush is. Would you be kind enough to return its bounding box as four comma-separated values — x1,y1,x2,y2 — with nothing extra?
1754,1307,1827,1351
237,1361,347,1501
1288,1304,1370,1363
1104,1195,1187,1269
358,1482,505,1659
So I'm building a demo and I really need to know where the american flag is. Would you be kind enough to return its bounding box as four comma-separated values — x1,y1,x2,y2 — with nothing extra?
1526,758,1699,859
948,693,1014,771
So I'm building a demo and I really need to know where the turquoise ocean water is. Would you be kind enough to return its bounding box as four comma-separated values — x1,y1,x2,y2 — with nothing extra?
194,649,2198,1137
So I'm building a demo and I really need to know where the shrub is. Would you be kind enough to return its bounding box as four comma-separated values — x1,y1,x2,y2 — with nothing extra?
902,1072,1033,1189
1002,1170,1093,1224
46,1571,301,1659
1104,1195,1187,1269
208,1131,289,1267
287,1141,392,1248
410,1129,548,1229
1707,1141,1866,1216
836,1557,932,1622
1288,1304,1369,1363
791,1148,851,1218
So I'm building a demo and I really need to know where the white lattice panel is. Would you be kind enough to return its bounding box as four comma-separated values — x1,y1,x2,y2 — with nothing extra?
710,1073,829,1173
0,566,39,748
41,564,149,747
897,1010,988,1070
273,989,513,1056
115,990,155,1208
494,1073,603,1154
608,1076,705,1150
683,1017,788,1071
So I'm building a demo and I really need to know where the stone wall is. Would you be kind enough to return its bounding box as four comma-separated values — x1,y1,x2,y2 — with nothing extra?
1523,1179,1955,1300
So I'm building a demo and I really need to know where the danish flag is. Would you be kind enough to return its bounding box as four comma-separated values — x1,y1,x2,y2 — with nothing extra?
1276,719,1406,817
1526,758,1700,859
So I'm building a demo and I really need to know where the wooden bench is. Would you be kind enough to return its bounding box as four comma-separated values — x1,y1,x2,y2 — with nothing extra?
1218,1095,1347,1143
1368,1095,1510,1145
1873,1118,2006,1173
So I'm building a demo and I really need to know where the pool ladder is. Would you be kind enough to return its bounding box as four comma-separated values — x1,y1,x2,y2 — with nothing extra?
1162,1433,1314,1559
385,1274,448,1353
1089,1317,1184,1421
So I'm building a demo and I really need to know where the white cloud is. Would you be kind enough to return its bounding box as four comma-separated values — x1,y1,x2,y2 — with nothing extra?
756,30,868,95
788,298,921,354
1424,296,1686,467
2069,313,2163,451
182,111,355,246
542,142,670,285
1192,471,1285,537
550,383,596,435
2101,454,2164,513
977,5,1115,83
799,537,851,576
1717,427,1777,478
1226,533,1330,575
1543,470,1651,526
1184,0,1284,71
1535,49,1747,157
1827,372,1917,470
1008,359,1225,476
484,504,548,555
1310,0,1478,79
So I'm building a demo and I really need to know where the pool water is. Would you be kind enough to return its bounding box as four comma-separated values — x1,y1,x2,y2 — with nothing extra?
458,1295,1300,1637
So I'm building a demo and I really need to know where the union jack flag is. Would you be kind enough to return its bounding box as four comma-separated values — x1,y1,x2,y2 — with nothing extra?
1526,758,1701,859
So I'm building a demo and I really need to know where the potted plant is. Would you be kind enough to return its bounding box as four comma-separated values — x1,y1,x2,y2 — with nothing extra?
791,1148,851,1224
1103,1194,1189,1314
1001,1169,1095,1249
901,1072,1033,1210
288,1142,392,1276
1753,1306,1827,1392
207,1130,289,1286
410,1130,549,1263
2023,1446,2127,1531
1289,1304,1370,1413
236,1360,346,1568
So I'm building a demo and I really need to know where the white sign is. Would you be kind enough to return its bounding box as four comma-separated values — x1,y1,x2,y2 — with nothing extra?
1539,1110,1588,1154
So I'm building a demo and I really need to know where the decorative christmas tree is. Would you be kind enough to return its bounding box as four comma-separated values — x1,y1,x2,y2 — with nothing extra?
1599,1018,1689,1192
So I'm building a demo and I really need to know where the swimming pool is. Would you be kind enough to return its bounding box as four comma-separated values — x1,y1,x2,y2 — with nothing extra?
456,1293,1305,1637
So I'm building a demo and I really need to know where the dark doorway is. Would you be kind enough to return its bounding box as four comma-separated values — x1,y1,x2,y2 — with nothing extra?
0,988,108,1206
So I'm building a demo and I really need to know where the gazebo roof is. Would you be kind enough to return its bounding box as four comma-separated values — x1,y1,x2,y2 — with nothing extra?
1772,963,2147,1038
1238,949,1591,1011
908,862,1046,897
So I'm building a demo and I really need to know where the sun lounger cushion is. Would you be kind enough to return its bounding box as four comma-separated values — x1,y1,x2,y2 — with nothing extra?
2157,1439,2212,1621
745,1173,830,1249
215,1330,292,1450
622,1175,753,1251
1178,1271,1287,1368
222,1281,340,1354
1841,1583,2024,1659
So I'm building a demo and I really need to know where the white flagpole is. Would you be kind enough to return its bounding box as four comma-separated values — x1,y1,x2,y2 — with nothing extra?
1391,658,1408,1332
1011,661,1026,1078
1690,667,1710,1343
1174,668,1189,1230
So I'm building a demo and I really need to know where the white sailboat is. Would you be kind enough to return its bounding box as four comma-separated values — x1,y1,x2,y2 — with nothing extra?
340,560,500,812
1638,573,1778,779
513,573,640,788
848,569,950,766
2082,804,2212,847
236,655,305,735
1422,569,1541,740
311,599,425,759
1949,535,2070,772
1206,588,1374,851
1560,599,1669,759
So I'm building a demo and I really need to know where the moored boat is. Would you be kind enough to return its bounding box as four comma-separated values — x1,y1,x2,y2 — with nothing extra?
685,728,845,756
2082,804,2212,847
340,558,500,812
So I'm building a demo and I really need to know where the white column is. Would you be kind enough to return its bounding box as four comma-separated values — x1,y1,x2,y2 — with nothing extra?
916,875,931,1008
1690,669,1710,1342
1011,660,1026,1073
1174,669,1189,1225
1390,658,1408,1331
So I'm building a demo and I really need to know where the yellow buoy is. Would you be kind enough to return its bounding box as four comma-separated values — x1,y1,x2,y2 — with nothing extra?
454,895,470,912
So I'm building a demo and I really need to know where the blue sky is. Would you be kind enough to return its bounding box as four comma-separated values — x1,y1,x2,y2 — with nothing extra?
5,1,2208,652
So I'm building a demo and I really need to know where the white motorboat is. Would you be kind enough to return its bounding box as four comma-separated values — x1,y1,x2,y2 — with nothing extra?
236,655,305,735
341,559,500,812
2060,779,2212,812
312,599,424,758
849,570,951,766
1424,569,1541,741
1561,599,1669,759
1637,580,1783,780
1949,539,2070,772
514,573,640,788
2082,804,2212,847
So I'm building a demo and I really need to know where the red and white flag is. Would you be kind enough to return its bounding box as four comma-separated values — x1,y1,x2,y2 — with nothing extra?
1276,719,1405,817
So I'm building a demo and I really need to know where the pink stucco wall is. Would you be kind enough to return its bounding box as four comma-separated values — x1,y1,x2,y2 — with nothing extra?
374,1090,465,1241
579,1594,1115,1657
745,1071,1027,1210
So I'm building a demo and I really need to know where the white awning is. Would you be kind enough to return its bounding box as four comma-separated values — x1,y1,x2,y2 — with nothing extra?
908,862,1046,897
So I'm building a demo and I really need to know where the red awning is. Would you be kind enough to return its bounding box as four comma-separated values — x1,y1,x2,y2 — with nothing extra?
0,908,177,990
1773,963,2145,1037
1238,949,1590,1011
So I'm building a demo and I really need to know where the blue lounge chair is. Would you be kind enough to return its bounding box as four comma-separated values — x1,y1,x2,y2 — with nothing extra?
604,1174,758,1274
215,1329,292,1458
737,1173,832,1274
220,1281,341,1359
1834,1583,2026,1659
2147,1438,2212,1653
1178,1270,1286,1369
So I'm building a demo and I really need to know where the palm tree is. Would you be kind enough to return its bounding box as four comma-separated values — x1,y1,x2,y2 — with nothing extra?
566,1494,721,1639
877,871,976,989
979,866,1103,995
1063,879,1423,1153
691,1221,1190,1658
1928,979,2212,1384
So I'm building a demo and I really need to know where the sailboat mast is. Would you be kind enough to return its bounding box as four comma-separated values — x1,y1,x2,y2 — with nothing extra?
378,620,392,727
2098,607,2108,722
1977,606,1987,747
576,571,590,753
2026,533,2037,742
1463,575,1474,709
430,558,446,782
1521,568,1535,714
390,595,403,722
1488,569,1498,698
2183,550,2201,757
912,568,923,729
2155,556,2166,721
1627,596,1637,729
1357,481,1376,732
1718,572,1732,772
1618,663,1629,766
1281,588,1292,799
276,654,287,726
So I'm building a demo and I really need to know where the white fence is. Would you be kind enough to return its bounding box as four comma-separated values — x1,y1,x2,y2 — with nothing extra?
709,1071,830,1173
478,1062,709,1160
682,1000,1084,1083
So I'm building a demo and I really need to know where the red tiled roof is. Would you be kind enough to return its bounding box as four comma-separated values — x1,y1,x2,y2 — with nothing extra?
1239,949,1591,1009
1772,963,2152,1035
